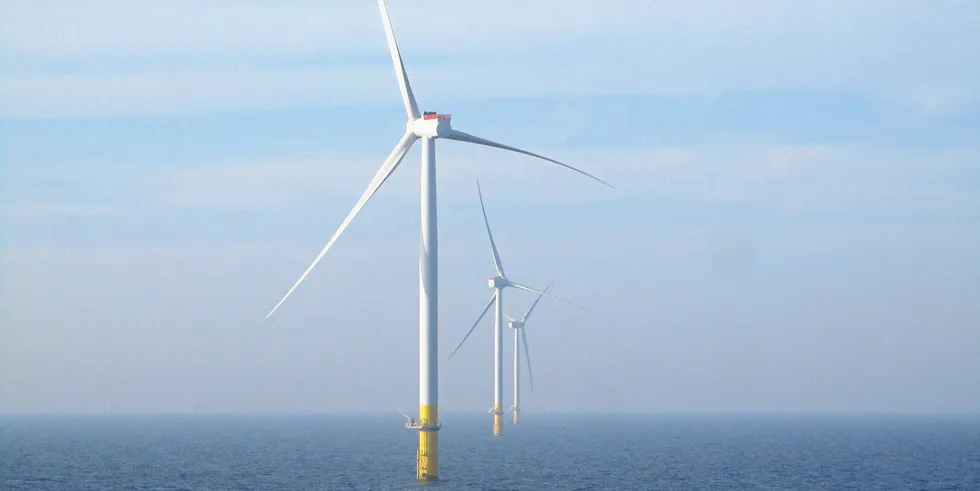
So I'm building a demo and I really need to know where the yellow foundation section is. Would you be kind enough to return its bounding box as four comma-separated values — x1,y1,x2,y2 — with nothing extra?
417,405,438,480
492,405,503,436
513,407,519,424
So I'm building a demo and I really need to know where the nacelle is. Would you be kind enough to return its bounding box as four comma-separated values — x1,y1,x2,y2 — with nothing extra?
488,276,508,289
409,112,452,138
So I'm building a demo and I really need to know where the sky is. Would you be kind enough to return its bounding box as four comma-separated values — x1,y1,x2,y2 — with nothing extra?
1,0,978,414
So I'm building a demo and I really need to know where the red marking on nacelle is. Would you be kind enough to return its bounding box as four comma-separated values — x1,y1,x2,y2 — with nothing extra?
423,113,452,120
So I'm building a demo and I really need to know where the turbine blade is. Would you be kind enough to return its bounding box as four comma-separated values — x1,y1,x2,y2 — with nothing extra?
476,179,505,277
378,0,421,120
520,282,553,323
449,293,496,359
266,132,418,318
509,282,586,312
445,129,613,188
505,314,518,323
521,328,534,392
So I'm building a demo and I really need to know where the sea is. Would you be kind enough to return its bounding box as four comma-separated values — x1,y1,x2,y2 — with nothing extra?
2,414,978,490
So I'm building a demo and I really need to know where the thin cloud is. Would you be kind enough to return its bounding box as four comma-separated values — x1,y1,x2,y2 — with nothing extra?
5,145,977,219
2,1,977,117
0,202,131,218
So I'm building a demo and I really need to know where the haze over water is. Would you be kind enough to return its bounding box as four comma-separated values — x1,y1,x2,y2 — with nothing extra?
3,414,979,490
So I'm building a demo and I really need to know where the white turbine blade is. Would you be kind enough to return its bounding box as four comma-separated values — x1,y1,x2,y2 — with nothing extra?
378,0,421,120
476,179,505,277
508,282,586,312
449,293,496,359
520,282,553,323
266,132,418,318
505,314,517,323
445,129,613,188
521,328,534,392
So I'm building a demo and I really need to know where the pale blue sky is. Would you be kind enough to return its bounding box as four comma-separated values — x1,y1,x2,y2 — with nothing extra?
1,0,978,414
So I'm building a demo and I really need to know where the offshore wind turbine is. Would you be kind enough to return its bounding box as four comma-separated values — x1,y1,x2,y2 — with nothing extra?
449,182,581,437
507,285,549,424
264,0,611,480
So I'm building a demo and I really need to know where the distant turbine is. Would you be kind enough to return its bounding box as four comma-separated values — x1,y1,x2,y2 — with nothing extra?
507,284,550,425
264,0,610,480
449,181,582,437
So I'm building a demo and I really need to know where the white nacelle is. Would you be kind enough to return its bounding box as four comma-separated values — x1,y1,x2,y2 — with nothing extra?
508,321,523,330
488,277,508,289
408,113,453,138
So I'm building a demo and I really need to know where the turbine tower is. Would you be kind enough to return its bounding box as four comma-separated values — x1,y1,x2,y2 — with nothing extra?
508,285,549,424
449,182,581,437
264,0,610,480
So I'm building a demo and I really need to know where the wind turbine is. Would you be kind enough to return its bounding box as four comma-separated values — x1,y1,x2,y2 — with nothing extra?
507,284,549,425
264,0,610,480
449,181,581,437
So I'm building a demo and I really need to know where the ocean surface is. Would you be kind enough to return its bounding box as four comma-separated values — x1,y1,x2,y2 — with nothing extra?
2,414,978,490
